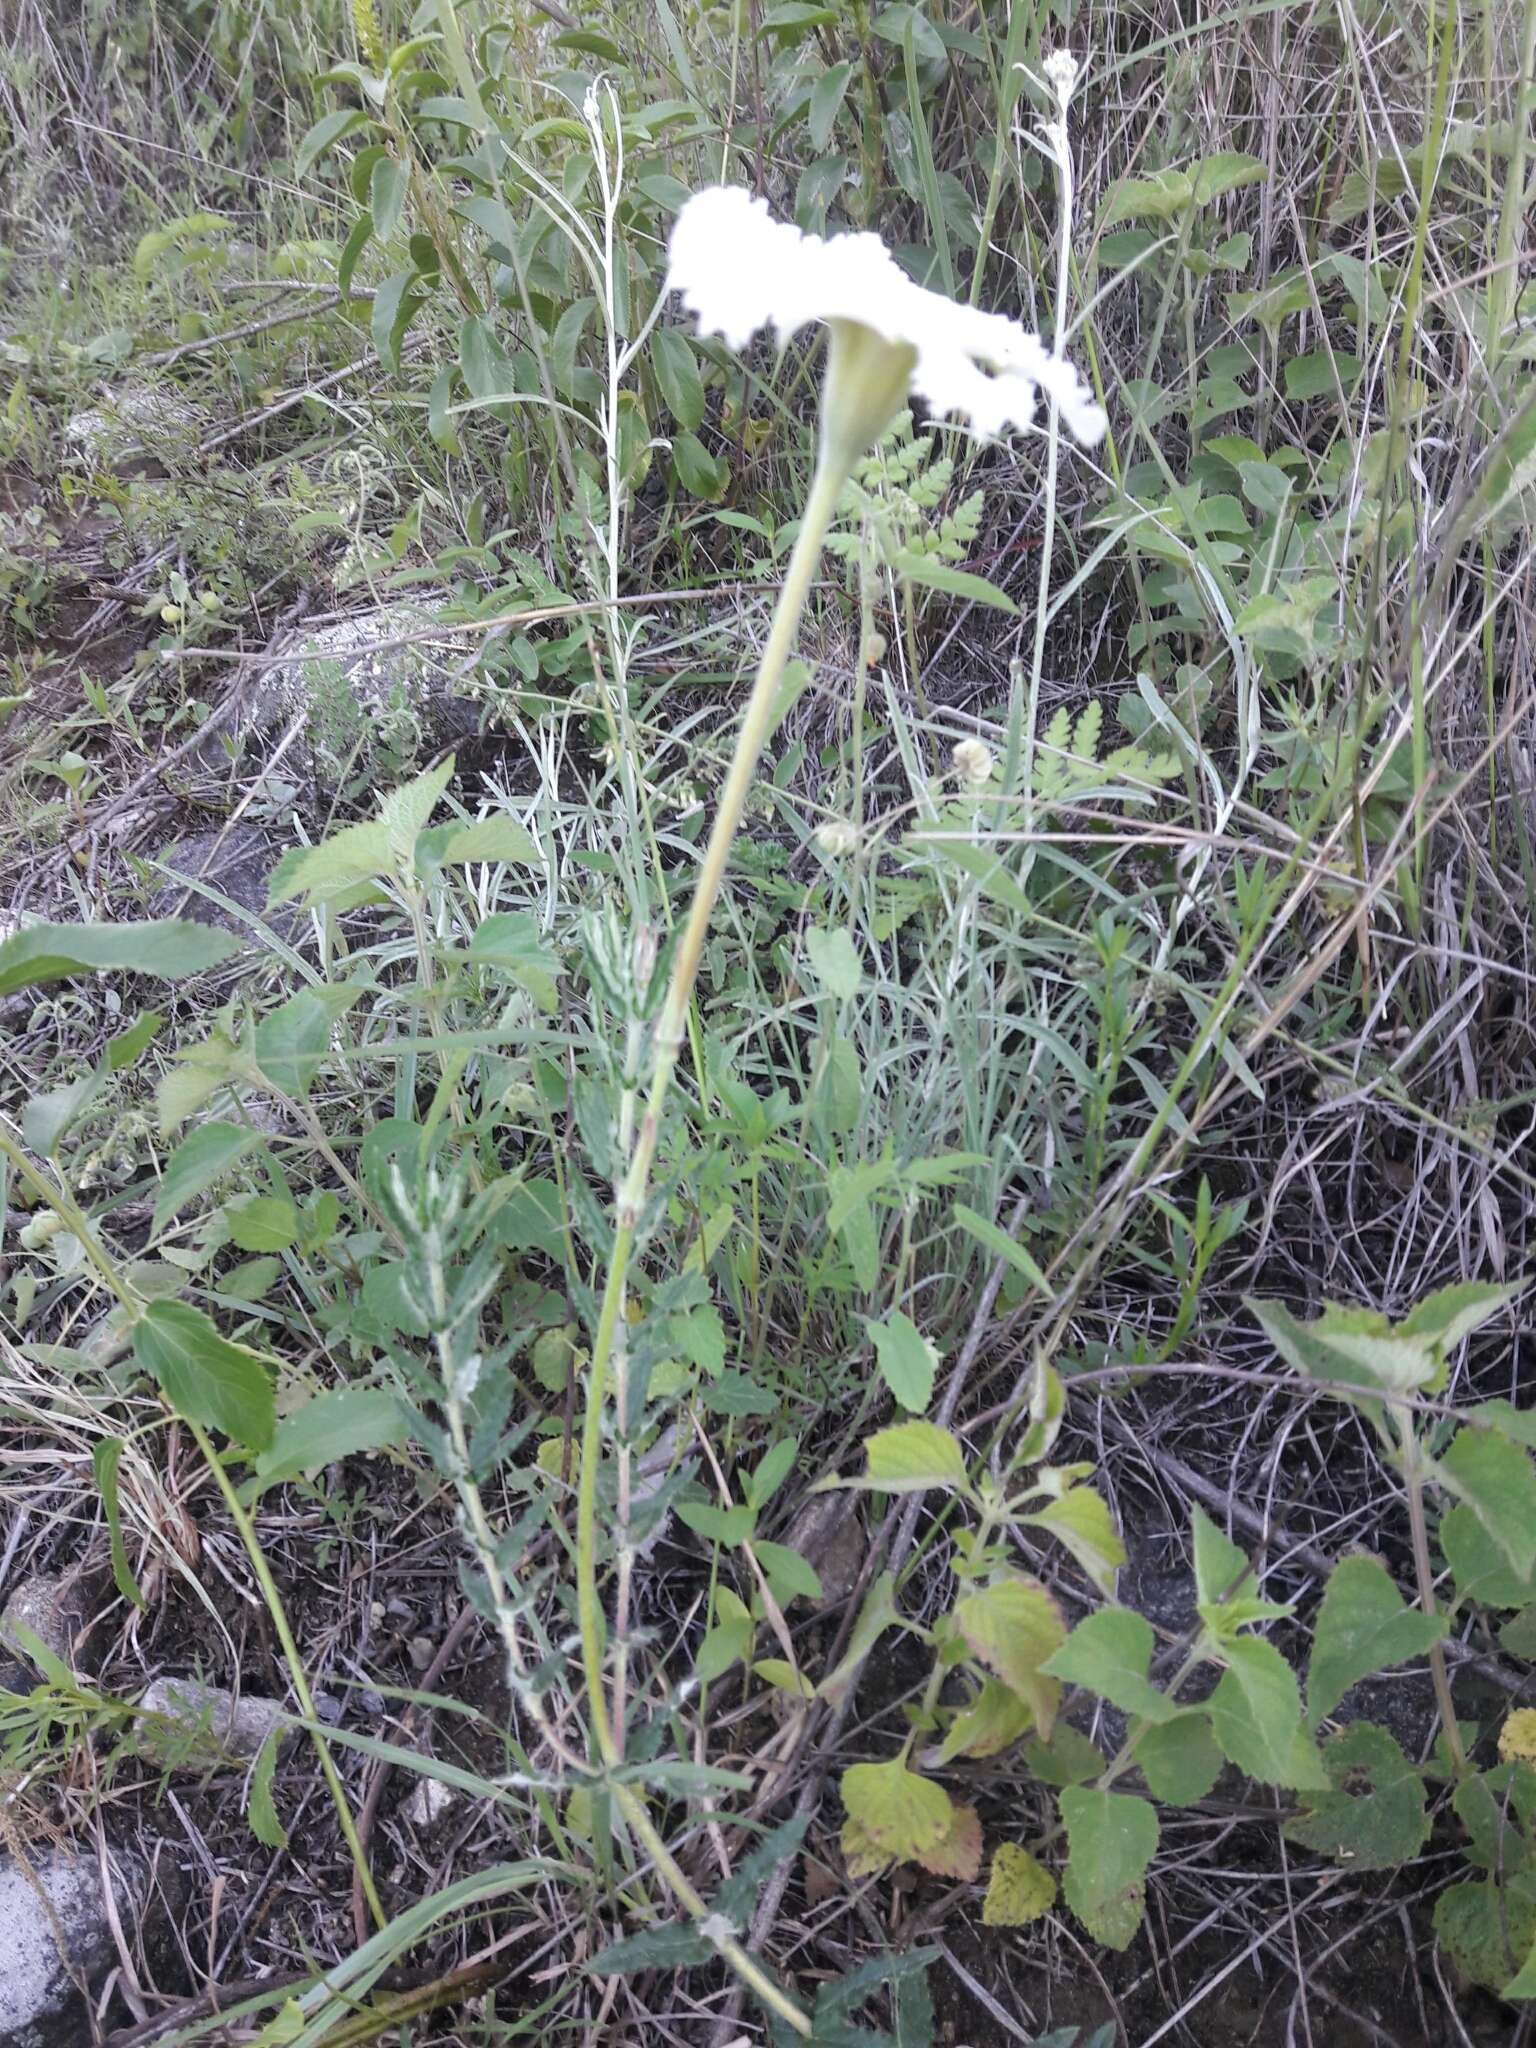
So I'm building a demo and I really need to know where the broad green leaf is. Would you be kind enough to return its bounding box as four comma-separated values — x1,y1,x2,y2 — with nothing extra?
267,820,393,907
953,1577,1066,1737
1192,1505,1255,1608
819,1572,901,1707
752,1658,814,1699
371,268,423,374
982,1842,1056,1927
0,919,240,997
151,1122,257,1237
840,1758,953,1870
1307,1556,1446,1724
414,815,539,875
379,757,454,861
854,1420,968,1492
933,1678,1033,1764
1440,1426,1536,1580
1209,1637,1328,1789
23,1072,102,1156
672,429,728,501
804,924,862,999
295,106,371,178
1392,1277,1515,1359
1060,1786,1158,1950
1443,1502,1535,1612
867,1310,939,1414
133,1299,275,1450
1021,1724,1105,1788
1026,1485,1126,1597
889,551,1018,613
1191,151,1268,203
676,1500,756,1545
251,1387,406,1489
807,58,853,152
755,1539,823,1605
697,1587,754,1683
1042,1607,1177,1723
1136,1712,1223,1804
651,324,706,430
225,1196,299,1254
106,1010,164,1072
1435,1877,1536,1996
747,1436,798,1510
466,912,560,1012
254,988,349,1098
1284,1721,1429,1868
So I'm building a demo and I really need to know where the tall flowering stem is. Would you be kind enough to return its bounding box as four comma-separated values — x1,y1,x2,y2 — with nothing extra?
569,183,1103,2033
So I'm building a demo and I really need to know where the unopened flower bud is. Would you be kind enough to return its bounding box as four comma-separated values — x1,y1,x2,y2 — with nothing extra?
815,818,860,858
952,738,995,790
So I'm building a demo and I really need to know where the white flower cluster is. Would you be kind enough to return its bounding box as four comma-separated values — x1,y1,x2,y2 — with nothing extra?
666,187,1106,447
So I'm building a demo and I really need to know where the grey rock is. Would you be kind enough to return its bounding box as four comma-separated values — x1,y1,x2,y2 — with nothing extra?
63,385,207,469
137,1676,290,1767
782,1492,866,1607
401,1775,459,1829
147,825,277,931
0,1848,142,2047
0,1572,98,1675
211,603,479,779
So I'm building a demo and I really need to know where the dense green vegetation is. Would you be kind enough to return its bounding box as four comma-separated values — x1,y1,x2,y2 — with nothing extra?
1,0,1535,2041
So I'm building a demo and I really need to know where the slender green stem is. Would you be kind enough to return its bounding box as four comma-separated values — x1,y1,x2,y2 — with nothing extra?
190,1420,389,1928
571,443,849,2040
1399,1422,1467,1775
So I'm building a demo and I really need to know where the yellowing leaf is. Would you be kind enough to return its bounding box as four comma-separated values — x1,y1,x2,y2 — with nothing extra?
953,1577,1066,1737
932,1678,1033,1764
840,1758,952,1869
916,1801,982,1881
1025,1485,1125,1596
1500,1711,1536,1765
983,1843,1056,1927
857,1420,968,1492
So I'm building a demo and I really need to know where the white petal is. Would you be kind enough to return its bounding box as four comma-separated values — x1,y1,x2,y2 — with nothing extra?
665,186,1106,446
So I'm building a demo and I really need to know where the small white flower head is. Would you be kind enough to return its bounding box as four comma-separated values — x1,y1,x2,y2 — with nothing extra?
952,737,995,790
1042,49,1081,114
666,187,1106,466
815,818,860,858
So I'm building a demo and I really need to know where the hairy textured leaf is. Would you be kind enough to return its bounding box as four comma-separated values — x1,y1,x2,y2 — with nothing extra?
1440,1426,1536,1580
854,1420,968,1492
867,1311,939,1414
133,1299,275,1450
1136,1713,1223,1804
151,1122,257,1237
1307,1555,1445,1724
1284,1722,1430,1868
1043,1607,1176,1723
0,918,240,997
1060,1787,1158,1950
1209,1638,1327,1790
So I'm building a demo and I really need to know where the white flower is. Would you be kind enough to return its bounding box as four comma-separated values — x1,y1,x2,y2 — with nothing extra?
952,737,995,790
1041,49,1081,113
666,187,1106,455
815,818,860,858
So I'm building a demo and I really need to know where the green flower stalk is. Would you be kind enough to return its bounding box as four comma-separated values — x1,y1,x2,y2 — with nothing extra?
571,179,1106,2028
